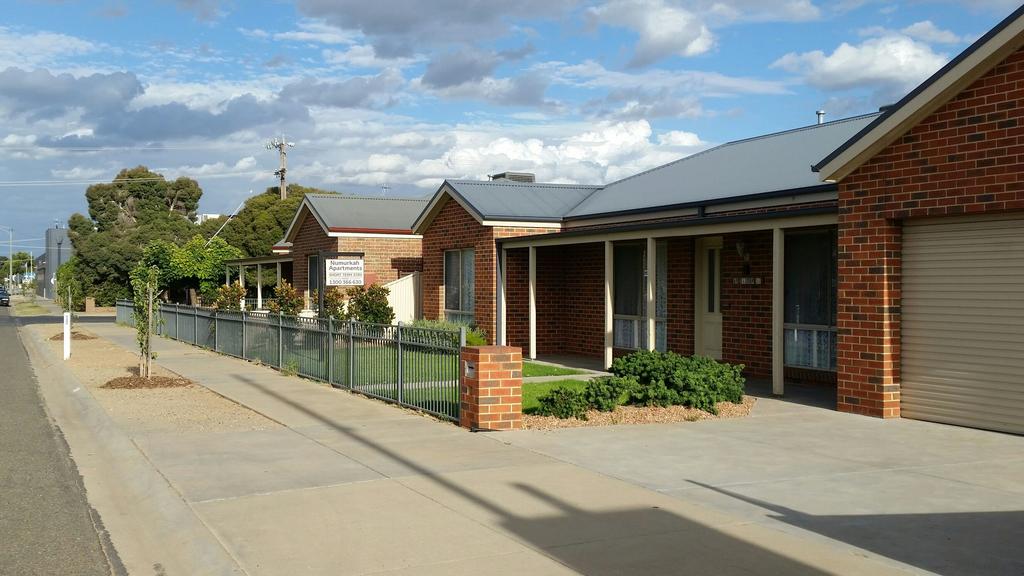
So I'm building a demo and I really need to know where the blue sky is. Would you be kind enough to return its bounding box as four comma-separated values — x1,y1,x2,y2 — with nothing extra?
0,0,1018,254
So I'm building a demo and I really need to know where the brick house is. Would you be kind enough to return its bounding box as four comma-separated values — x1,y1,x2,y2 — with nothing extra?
413,6,1024,434
228,194,426,311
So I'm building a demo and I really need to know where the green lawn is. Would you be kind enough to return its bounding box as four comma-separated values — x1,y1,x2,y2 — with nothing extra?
522,379,590,414
13,302,48,317
522,361,586,378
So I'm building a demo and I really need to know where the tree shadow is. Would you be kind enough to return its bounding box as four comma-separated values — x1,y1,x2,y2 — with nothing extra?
235,375,836,575
687,480,1024,576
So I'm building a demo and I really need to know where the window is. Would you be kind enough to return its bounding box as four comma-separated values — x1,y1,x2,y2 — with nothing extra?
613,242,667,351
783,229,837,371
307,255,319,295
444,248,475,324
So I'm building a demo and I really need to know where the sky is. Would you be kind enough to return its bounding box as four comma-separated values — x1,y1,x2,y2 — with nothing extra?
0,0,1019,255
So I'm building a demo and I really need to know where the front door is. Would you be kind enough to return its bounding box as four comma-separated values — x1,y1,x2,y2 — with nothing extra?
696,237,723,359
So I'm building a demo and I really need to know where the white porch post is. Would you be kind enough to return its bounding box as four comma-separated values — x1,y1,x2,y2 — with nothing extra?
239,265,246,310
646,237,656,351
276,262,282,287
772,227,785,396
224,266,229,285
528,246,537,360
256,263,263,309
604,240,614,369
498,248,507,346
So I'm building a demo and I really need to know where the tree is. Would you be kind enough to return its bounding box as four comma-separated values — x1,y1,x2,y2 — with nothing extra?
219,184,336,257
137,235,244,305
129,264,160,379
55,258,85,312
69,167,202,305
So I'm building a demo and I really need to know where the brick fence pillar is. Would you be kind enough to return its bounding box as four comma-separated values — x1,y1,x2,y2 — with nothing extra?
459,346,522,431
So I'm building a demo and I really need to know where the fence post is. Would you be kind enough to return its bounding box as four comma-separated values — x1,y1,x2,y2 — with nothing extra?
214,312,219,352
241,311,247,359
348,321,355,389
327,316,334,386
193,305,198,345
278,312,284,369
175,304,180,340
460,326,467,348
396,321,403,404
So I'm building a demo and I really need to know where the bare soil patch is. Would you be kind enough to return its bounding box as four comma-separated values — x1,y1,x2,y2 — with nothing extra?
524,396,756,430
50,331,97,341
102,375,192,389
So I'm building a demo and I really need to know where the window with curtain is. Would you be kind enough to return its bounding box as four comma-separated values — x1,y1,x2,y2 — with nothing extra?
613,242,667,351
783,229,837,370
444,248,475,324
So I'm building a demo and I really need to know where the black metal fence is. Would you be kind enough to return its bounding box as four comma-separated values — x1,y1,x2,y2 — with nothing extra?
115,300,464,421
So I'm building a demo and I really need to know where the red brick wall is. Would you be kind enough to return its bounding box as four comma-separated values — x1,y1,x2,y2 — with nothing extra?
720,231,773,378
340,236,422,286
837,45,1024,417
666,238,695,356
504,248,529,349
290,207,424,300
459,346,523,431
290,207,340,297
422,197,555,343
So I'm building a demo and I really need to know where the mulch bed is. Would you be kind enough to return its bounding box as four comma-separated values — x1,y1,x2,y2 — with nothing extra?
50,332,97,341
102,376,193,389
523,396,756,430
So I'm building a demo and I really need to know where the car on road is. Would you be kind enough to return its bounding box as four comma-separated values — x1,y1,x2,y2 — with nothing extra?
0,288,9,306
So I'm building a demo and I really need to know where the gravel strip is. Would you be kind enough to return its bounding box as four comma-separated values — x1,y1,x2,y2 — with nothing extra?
523,396,756,430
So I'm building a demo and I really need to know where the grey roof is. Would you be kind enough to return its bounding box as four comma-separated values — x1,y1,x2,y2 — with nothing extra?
445,180,601,221
306,194,428,231
564,112,882,219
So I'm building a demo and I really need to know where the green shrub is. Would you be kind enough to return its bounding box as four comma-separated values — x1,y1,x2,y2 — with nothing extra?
268,280,304,316
611,350,745,414
213,282,246,311
536,387,590,420
584,376,637,412
345,284,394,324
409,319,487,346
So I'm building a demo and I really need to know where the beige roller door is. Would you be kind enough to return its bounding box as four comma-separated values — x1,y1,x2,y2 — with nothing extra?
902,214,1024,435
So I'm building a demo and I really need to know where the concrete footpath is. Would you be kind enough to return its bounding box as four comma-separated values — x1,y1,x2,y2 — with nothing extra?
39,317,921,575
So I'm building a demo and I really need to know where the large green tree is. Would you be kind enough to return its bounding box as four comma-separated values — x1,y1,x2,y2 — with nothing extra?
68,167,202,305
219,184,336,257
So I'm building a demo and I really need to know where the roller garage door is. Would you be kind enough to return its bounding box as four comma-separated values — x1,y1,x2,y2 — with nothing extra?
902,214,1024,435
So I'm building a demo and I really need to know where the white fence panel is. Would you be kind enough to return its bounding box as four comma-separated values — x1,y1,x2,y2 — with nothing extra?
385,272,421,324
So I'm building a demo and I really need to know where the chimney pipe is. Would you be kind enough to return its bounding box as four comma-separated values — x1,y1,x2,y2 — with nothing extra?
816,110,826,125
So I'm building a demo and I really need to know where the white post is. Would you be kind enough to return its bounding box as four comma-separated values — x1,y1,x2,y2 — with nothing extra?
772,227,785,396
497,248,507,346
225,265,229,286
256,263,263,309
276,262,282,287
604,240,614,369
239,264,246,310
646,237,656,351
62,312,71,360
528,245,537,360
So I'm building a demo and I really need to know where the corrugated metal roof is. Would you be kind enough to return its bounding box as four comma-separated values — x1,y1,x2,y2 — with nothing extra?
565,113,882,218
446,180,601,220
306,194,428,231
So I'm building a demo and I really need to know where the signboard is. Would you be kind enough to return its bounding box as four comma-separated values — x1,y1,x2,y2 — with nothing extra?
325,258,364,286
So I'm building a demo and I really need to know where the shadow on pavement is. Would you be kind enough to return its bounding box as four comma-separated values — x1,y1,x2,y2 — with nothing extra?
688,480,1024,576
236,375,833,575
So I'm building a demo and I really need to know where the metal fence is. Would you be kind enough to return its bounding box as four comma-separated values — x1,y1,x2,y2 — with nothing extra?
115,300,464,421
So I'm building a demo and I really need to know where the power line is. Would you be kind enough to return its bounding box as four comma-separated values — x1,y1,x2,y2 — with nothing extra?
0,170,266,188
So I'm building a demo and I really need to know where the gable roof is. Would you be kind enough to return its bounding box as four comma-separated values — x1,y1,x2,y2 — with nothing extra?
284,194,429,242
815,5,1024,181
566,113,879,219
412,180,601,232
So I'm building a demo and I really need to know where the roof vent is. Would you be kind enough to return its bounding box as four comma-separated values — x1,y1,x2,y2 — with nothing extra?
816,110,826,125
489,172,535,183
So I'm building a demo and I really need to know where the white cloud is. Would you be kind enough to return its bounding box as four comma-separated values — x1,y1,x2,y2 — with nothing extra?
589,0,715,67
0,27,100,69
772,34,948,96
50,166,108,180
322,45,422,69
273,20,357,45
900,20,962,44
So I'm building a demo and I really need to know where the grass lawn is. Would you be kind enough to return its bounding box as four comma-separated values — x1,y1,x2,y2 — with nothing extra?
13,302,48,317
522,361,586,378
522,379,590,414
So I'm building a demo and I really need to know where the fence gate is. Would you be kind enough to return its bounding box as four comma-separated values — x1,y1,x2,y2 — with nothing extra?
115,300,464,421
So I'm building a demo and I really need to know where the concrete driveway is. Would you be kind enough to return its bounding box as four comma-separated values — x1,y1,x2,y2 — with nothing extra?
503,395,1024,576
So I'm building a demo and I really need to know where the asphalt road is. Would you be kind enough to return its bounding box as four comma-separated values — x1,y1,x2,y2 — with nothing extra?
0,306,115,575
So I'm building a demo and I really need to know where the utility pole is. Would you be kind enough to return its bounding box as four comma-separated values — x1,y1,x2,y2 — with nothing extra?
0,225,12,290
266,136,295,200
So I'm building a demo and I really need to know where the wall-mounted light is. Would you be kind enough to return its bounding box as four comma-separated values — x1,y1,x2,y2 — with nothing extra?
735,240,752,276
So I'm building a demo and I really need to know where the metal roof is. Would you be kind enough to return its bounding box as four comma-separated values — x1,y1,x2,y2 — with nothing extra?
565,113,881,219
305,194,428,231
445,180,601,221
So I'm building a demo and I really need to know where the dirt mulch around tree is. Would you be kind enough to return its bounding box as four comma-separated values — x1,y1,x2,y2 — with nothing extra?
523,396,756,430
50,331,97,341
102,375,193,389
